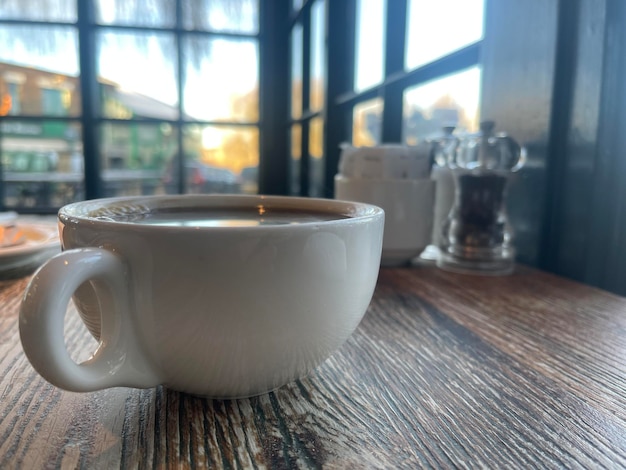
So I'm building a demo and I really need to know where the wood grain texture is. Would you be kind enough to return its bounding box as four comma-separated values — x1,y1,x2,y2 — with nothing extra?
1,265,625,468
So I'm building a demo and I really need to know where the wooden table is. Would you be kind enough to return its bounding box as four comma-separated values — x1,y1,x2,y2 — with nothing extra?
1,265,625,468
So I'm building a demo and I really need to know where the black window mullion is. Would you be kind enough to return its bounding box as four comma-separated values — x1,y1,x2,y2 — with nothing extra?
381,0,408,143
323,0,355,197
335,43,481,108
94,23,258,40
77,0,101,199
259,0,289,195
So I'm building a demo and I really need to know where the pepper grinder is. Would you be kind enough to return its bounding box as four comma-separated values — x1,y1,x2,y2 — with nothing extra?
437,121,525,275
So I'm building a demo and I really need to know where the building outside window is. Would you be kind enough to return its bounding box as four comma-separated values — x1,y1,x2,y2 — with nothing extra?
6,80,23,115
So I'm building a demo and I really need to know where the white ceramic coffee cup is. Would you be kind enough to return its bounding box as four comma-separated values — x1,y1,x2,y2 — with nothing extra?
335,176,434,266
19,195,384,398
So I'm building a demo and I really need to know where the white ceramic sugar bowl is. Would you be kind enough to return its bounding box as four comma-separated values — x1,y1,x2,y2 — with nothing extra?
335,144,435,266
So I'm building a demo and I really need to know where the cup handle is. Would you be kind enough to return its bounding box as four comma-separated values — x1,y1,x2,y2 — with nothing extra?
19,247,160,392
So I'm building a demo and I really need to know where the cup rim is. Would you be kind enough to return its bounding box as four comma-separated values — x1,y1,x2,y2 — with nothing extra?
58,194,384,232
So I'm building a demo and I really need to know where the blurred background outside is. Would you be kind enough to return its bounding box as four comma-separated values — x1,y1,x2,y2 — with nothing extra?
0,0,483,211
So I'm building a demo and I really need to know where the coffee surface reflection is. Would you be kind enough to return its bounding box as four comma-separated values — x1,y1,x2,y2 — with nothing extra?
99,209,347,227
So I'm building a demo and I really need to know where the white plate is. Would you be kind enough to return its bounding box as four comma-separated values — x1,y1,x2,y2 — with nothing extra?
0,222,60,277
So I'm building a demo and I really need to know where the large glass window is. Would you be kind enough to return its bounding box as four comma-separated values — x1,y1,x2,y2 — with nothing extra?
182,37,259,122
354,0,386,92
338,0,484,171
0,0,77,22
290,24,303,120
182,0,259,34
288,0,484,198
0,16,83,210
289,124,302,195
403,67,481,144
0,25,80,118
405,0,484,70
308,116,324,197
97,31,178,120
310,0,325,112
1,119,83,208
0,0,261,213
353,99,383,147
95,0,175,27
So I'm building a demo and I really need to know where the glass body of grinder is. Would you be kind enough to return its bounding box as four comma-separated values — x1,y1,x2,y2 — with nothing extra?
438,121,525,275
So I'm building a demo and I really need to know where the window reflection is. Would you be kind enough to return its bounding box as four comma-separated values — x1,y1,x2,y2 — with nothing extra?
353,99,383,146
354,0,385,91
403,67,481,144
405,0,484,70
